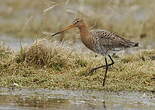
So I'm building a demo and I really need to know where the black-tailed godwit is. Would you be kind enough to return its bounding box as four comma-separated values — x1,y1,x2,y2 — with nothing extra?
51,18,139,86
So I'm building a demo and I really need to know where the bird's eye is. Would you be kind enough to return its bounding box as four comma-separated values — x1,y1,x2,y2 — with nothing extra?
73,20,79,24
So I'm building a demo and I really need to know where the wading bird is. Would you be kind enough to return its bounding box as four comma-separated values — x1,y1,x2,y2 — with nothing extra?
51,18,138,86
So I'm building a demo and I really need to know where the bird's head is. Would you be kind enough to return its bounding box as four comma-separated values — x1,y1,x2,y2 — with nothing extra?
52,18,85,36
72,18,84,27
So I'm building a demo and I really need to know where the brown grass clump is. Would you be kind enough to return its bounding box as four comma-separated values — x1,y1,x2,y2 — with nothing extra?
21,39,51,66
15,39,88,71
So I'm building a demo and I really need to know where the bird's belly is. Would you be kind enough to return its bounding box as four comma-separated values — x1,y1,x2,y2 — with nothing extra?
92,44,108,56
96,47,124,55
81,41,104,55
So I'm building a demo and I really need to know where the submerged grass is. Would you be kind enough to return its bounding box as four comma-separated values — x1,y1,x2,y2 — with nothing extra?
0,39,154,92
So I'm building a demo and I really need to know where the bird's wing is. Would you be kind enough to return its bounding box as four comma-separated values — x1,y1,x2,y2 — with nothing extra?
90,29,136,50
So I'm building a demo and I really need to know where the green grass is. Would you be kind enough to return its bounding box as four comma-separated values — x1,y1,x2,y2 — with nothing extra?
0,39,155,91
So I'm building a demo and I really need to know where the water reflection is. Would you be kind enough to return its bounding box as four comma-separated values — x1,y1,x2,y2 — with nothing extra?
0,88,154,110
0,94,106,110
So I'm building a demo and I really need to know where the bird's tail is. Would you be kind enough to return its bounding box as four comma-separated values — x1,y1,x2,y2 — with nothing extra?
127,41,139,47
122,39,139,48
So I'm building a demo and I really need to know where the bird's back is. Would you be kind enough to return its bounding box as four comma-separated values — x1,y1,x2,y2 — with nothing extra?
90,29,138,55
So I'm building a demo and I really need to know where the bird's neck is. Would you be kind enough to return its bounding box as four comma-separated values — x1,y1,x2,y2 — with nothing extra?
78,24,93,49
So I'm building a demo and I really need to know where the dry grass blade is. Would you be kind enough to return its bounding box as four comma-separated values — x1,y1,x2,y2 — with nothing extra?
43,5,57,13
42,32,54,36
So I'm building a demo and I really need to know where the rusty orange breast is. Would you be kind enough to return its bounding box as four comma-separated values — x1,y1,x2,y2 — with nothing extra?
78,25,94,50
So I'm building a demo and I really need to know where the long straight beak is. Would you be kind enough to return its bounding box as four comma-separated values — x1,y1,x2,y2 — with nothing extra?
52,24,76,36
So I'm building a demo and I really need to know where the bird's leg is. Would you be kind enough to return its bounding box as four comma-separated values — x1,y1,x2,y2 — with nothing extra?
108,55,114,66
103,55,114,86
103,57,108,86
87,55,114,75
87,65,105,75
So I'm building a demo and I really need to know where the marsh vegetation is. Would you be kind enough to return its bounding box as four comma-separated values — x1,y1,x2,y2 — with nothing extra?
0,40,155,91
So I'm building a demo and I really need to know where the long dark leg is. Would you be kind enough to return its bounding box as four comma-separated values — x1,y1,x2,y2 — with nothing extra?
87,65,105,75
87,55,114,75
103,55,114,86
108,55,114,66
103,57,108,86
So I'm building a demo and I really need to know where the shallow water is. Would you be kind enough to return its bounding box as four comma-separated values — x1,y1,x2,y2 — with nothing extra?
0,34,35,51
0,88,154,110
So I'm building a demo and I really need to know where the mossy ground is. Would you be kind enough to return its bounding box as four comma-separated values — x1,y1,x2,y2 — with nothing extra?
0,39,155,92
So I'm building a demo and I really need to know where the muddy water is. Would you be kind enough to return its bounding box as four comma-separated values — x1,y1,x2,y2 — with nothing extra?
0,88,154,110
